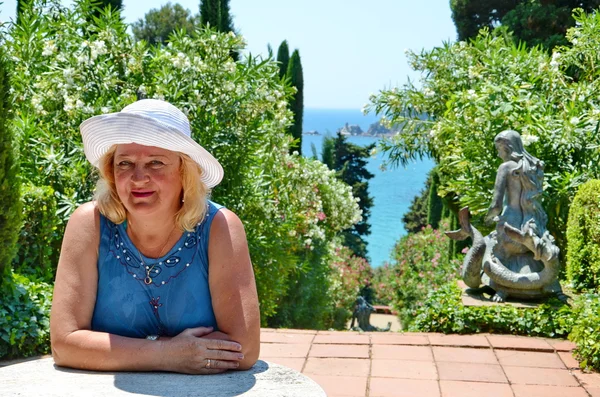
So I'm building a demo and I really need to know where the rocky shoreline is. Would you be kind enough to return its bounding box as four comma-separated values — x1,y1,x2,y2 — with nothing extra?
303,121,399,138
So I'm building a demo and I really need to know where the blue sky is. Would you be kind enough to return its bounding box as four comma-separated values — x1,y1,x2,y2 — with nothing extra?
1,0,457,109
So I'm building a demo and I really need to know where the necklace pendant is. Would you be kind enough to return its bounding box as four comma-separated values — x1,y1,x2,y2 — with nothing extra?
144,276,152,285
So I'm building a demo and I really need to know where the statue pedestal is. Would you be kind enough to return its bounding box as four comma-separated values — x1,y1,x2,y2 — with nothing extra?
458,280,547,308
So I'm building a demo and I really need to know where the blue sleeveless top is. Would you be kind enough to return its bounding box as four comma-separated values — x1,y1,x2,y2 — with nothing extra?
91,201,222,338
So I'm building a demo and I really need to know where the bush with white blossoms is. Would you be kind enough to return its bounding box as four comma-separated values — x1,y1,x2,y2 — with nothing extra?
366,9,600,251
1,0,361,325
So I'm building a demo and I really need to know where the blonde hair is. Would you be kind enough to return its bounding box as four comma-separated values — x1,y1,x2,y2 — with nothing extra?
94,145,209,231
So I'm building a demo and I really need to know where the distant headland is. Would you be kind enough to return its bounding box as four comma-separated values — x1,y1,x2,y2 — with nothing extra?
303,121,399,138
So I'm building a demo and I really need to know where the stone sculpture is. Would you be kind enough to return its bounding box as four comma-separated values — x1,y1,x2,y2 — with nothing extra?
350,296,391,332
447,130,565,302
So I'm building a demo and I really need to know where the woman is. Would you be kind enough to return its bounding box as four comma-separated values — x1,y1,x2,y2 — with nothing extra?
50,99,260,374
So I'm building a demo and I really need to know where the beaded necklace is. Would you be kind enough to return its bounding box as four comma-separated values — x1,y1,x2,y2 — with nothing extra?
129,222,177,285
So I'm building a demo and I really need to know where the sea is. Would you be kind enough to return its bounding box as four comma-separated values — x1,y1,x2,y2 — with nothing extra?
301,108,434,268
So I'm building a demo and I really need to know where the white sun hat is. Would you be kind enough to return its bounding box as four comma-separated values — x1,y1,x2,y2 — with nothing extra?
80,99,223,188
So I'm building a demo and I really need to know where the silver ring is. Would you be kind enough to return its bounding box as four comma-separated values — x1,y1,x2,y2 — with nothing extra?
206,359,211,369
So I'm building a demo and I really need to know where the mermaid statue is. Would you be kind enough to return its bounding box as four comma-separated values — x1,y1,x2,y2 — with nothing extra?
447,130,565,302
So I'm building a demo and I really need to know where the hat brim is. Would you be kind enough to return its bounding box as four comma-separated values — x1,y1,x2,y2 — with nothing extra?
80,112,223,188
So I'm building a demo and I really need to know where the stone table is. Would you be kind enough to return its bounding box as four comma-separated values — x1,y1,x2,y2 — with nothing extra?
0,358,326,397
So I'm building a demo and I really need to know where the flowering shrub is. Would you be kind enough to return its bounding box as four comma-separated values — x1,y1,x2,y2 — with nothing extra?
327,244,373,329
1,0,361,329
367,9,600,251
372,222,460,329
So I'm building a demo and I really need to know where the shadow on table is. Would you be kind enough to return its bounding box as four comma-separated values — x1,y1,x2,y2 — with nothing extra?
113,360,268,397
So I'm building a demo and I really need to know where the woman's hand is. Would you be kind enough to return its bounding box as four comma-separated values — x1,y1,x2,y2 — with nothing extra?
161,327,245,374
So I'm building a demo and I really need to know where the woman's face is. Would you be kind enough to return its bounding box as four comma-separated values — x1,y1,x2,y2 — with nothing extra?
495,140,512,162
113,143,182,218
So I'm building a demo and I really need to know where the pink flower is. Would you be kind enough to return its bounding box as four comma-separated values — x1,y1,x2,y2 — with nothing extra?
461,247,469,254
317,212,327,221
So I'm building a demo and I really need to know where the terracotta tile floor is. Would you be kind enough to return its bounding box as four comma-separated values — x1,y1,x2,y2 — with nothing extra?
260,328,600,397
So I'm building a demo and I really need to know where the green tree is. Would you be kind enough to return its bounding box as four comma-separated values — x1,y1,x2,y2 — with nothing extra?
402,172,432,234
132,3,196,45
0,48,21,277
218,0,234,33
426,169,443,229
199,0,238,60
451,0,600,49
322,132,375,258
199,0,219,27
276,40,290,80
286,49,303,154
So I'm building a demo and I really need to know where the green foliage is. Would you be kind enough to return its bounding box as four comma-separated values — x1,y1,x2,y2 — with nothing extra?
450,0,600,50
271,243,373,330
450,0,515,41
3,0,361,328
328,245,373,328
0,46,21,275
199,0,235,35
368,12,600,254
217,0,234,34
372,222,460,329
132,3,197,45
286,49,303,155
566,179,600,291
426,169,443,229
402,172,431,233
199,0,219,28
570,292,600,371
12,184,60,282
321,132,374,258
276,40,290,80
0,269,53,359
411,282,574,337
17,0,29,25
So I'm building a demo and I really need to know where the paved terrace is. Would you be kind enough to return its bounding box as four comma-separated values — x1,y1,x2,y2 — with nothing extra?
2,328,600,397
261,328,600,397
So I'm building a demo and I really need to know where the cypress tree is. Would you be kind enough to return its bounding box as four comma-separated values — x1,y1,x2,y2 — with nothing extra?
276,40,290,80
0,48,22,276
199,0,219,27
323,132,374,259
218,0,234,33
426,169,443,229
286,49,303,155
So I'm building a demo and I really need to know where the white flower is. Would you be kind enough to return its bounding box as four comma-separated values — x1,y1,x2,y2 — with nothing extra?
76,99,85,109
172,52,190,69
224,82,235,92
63,95,75,112
570,116,580,125
101,106,111,114
42,41,56,56
90,40,107,60
62,68,75,85
521,134,539,146
31,95,44,112
572,38,579,45
76,53,88,65
423,88,435,98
